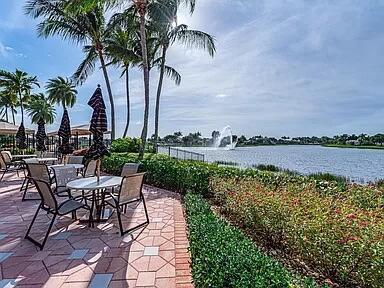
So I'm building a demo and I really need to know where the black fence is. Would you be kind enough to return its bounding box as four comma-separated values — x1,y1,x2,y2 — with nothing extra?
0,134,110,155
157,145,205,162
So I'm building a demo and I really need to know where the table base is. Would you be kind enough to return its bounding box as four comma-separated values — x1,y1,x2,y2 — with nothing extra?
79,208,114,223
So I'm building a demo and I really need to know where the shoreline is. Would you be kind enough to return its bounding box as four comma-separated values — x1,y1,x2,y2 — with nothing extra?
322,144,384,150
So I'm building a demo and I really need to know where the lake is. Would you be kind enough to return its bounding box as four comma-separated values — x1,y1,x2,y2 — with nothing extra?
185,145,384,183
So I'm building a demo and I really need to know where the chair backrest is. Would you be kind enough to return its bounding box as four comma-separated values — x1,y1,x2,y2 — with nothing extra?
0,154,6,170
33,179,57,211
53,166,77,188
26,163,50,183
44,152,55,158
68,156,84,165
84,160,97,177
121,163,140,177
1,151,12,164
118,172,146,202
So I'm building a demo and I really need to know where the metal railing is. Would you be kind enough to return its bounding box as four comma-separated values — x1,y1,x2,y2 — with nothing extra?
157,145,205,162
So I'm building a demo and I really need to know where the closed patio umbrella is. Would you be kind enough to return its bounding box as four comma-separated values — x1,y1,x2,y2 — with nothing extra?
85,85,109,178
16,122,27,150
58,108,74,158
36,119,47,152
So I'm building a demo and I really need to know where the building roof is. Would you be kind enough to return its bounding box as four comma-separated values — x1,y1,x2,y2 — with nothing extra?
47,124,111,136
0,121,35,135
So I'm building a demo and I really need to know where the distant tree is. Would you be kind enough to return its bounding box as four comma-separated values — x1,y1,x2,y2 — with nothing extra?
46,77,77,109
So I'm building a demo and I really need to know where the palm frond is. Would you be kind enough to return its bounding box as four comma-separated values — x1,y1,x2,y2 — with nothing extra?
175,29,216,57
72,45,98,85
163,65,181,86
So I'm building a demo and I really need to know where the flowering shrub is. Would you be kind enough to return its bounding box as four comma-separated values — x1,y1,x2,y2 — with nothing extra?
212,178,384,287
185,193,318,288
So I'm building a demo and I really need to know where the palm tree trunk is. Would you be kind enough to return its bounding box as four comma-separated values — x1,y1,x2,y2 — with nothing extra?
18,90,24,124
137,1,150,159
153,45,167,151
11,106,15,124
97,50,116,140
123,67,130,138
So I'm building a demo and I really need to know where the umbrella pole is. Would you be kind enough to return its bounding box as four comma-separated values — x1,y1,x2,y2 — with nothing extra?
96,159,101,182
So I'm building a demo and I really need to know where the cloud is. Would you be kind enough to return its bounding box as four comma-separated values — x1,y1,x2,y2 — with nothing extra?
215,94,228,98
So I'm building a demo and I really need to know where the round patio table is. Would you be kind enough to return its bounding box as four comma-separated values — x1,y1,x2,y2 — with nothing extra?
67,176,122,225
49,164,84,170
12,154,37,159
37,157,58,162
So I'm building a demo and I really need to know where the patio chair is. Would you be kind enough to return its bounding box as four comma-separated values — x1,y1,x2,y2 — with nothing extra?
0,151,23,180
121,163,140,177
83,159,97,177
68,155,84,175
25,178,89,250
68,156,84,164
52,166,90,202
19,158,39,194
52,166,78,197
22,163,52,201
104,173,149,236
106,163,141,197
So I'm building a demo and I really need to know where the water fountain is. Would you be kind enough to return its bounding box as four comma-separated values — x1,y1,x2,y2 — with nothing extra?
213,125,237,150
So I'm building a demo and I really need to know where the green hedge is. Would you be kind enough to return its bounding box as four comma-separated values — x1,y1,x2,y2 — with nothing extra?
185,193,318,288
110,137,142,153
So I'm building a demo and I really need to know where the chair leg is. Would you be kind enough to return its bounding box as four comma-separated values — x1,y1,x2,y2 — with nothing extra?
21,179,30,201
25,203,41,240
0,170,6,181
116,205,124,236
142,193,150,224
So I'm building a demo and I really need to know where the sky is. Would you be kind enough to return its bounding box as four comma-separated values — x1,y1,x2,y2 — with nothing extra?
1,0,384,138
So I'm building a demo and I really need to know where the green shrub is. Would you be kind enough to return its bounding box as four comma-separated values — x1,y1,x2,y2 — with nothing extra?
253,163,281,172
110,137,141,153
185,193,317,288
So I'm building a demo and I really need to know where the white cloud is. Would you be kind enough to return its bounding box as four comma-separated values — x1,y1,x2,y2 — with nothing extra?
215,94,228,98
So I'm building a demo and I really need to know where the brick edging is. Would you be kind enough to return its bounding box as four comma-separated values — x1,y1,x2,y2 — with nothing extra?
173,197,194,288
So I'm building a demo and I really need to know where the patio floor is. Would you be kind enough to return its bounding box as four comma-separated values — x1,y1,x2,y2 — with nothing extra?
0,172,193,288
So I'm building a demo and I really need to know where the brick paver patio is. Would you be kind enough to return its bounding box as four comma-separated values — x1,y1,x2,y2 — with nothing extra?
0,172,193,288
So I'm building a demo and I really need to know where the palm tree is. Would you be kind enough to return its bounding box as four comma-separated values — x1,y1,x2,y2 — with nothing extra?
150,0,216,149
45,77,77,109
25,0,117,140
0,69,39,125
0,90,18,124
27,93,56,125
105,25,139,138
27,93,55,153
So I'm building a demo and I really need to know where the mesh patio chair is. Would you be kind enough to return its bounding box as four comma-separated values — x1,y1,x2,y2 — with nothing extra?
52,166,90,202
19,158,39,194
22,163,52,201
68,156,84,175
104,173,149,236
0,151,23,180
83,159,97,177
121,163,140,177
25,178,89,250
52,166,78,197
68,156,84,164
106,163,141,196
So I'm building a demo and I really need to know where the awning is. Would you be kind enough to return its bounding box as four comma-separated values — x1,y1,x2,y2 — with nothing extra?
0,121,35,135
47,124,111,137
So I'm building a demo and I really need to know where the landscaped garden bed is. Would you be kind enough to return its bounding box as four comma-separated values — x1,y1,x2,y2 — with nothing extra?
103,152,384,287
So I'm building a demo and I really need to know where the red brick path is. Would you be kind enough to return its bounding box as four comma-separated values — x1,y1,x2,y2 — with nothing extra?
0,172,193,288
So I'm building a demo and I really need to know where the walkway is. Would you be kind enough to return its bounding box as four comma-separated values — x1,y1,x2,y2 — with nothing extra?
0,172,193,288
